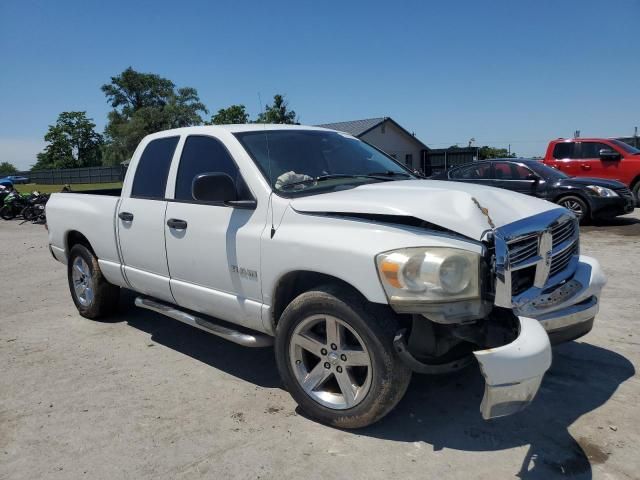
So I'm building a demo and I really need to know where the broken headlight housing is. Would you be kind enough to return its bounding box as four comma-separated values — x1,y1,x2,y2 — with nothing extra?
376,247,485,322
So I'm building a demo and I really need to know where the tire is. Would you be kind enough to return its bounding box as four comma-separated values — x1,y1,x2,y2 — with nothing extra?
67,244,120,319
0,205,15,220
21,206,35,221
632,181,640,207
557,195,589,224
275,284,412,429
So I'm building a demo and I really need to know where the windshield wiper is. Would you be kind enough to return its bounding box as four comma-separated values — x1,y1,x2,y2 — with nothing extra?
279,174,395,190
366,170,412,177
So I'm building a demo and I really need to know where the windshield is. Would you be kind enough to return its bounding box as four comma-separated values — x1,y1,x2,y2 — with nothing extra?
528,161,570,180
234,130,414,195
610,139,640,155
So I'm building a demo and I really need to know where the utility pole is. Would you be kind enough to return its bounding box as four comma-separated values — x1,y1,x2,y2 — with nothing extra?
635,126,638,148
508,144,511,156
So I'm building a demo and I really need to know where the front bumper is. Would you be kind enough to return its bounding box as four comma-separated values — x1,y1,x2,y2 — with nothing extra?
513,255,606,343
474,316,551,419
589,195,635,218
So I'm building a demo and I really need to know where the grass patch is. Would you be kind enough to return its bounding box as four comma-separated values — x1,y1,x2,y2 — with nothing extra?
16,182,123,194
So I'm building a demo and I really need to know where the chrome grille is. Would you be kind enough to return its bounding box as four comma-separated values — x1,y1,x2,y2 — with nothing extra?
494,210,580,308
551,219,576,248
508,234,538,265
550,242,578,277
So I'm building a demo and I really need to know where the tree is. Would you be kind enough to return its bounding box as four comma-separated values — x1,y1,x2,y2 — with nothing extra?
478,145,516,160
33,112,103,170
0,162,18,175
101,67,208,165
256,94,297,124
207,105,250,125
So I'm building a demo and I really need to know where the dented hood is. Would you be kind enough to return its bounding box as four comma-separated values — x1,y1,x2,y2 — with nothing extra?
290,180,559,240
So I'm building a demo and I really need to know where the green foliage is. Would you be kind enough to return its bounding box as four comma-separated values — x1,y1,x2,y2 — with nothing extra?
0,161,18,175
207,104,250,125
101,67,208,165
256,94,298,124
34,112,103,170
478,146,516,160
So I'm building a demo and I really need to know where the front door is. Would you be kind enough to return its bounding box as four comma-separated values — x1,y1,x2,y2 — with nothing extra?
117,136,180,303
579,141,622,180
164,135,263,331
492,162,538,196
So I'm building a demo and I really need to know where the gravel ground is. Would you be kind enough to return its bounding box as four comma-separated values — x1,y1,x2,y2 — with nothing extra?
1,213,639,480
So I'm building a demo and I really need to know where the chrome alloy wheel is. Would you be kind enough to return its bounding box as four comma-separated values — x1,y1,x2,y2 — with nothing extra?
289,314,373,410
72,257,94,306
560,199,584,219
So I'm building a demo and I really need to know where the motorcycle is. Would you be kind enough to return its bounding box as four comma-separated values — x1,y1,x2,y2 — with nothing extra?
0,190,30,220
20,191,49,222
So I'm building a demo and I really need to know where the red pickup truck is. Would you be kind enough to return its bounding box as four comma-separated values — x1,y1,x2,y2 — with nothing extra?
543,138,640,205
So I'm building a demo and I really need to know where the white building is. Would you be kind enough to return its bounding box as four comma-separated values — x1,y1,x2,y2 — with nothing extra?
317,117,429,169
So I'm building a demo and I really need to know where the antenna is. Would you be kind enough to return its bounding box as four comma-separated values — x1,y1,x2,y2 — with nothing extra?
258,92,276,238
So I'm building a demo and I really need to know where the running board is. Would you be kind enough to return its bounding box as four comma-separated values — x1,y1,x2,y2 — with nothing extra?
134,297,274,348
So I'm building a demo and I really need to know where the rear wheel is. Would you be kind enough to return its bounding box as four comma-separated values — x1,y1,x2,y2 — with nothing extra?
67,244,120,319
275,285,411,428
557,195,589,223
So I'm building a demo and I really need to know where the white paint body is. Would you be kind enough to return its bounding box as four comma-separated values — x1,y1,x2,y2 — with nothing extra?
45,124,606,419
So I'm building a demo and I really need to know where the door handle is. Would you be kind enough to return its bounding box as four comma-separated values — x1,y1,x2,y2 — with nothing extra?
167,218,188,229
581,164,591,170
118,211,134,222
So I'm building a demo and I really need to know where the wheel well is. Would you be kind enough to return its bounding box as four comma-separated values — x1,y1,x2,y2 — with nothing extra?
66,231,94,256
631,176,640,190
270,271,367,331
554,192,588,206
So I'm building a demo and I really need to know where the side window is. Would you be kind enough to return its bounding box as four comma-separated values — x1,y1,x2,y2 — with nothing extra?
493,162,512,179
511,164,534,180
450,163,491,179
552,142,576,159
131,136,180,199
175,135,249,201
580,142,615,158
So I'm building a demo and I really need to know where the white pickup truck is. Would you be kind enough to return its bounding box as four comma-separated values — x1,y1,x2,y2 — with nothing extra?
46,125,606,428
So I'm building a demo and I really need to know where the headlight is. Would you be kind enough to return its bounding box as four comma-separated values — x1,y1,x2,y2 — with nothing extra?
586,185,618,197
376,247,480,309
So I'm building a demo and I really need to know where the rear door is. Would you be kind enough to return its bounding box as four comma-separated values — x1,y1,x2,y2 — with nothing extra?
117,136,179,303
549,142,581,176
164,134,263,330
579,141,623,180
492,162,538,195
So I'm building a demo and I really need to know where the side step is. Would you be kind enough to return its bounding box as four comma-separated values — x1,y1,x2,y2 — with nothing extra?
134,297,274,348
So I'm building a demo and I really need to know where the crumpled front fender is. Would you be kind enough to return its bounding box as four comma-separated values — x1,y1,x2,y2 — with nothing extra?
474,316,552,419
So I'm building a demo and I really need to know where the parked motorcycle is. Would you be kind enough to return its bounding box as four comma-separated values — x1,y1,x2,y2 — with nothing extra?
0,190,30,220
20,192,49,222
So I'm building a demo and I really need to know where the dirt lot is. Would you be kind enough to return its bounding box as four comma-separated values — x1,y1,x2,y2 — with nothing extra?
1,213,639,480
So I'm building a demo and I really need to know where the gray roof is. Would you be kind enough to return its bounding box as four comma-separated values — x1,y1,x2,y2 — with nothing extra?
316,117,386,137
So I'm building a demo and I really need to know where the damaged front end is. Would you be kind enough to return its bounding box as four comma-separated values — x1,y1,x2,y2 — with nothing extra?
393,309,552,419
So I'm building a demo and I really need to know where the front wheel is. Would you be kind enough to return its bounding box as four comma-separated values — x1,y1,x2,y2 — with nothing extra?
67,244,120,319
275,285,411,428
557,195,589,223
632,182,640,207
0,205,15,220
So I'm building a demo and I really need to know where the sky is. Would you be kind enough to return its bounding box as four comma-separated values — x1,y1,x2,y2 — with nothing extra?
1,0,639,170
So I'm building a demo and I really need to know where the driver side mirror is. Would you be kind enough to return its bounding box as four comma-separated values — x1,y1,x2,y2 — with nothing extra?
526,173,540,182
192,172,237,203
191,172,257,209
599,149,621,161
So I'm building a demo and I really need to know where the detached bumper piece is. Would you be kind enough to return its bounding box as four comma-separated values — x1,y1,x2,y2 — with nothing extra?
474,316,552,419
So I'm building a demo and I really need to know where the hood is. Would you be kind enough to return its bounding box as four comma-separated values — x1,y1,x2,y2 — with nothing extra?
559,176,627,189
290,180,560,241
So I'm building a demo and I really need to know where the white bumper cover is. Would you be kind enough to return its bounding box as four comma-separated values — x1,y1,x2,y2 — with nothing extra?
474,317,552,419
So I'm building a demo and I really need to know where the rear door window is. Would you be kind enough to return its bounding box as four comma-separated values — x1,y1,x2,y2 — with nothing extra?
131,137,180,199
552,142,577,159
450,163,491,179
